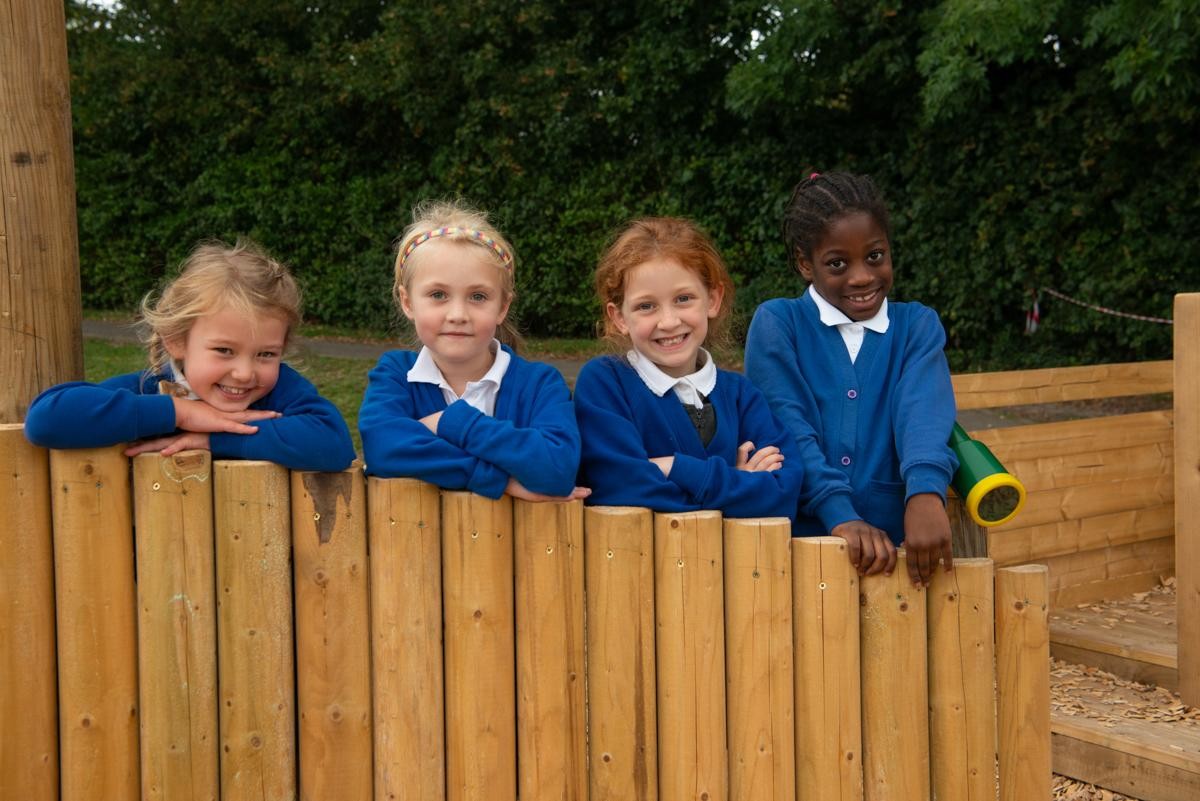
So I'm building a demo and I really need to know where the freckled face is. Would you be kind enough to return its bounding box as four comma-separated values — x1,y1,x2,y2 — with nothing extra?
398,240,511,382
798,211,893,321
165,305,288,412
606,257,723,378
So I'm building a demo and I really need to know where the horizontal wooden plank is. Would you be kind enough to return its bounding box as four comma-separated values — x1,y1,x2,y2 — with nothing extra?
1049,611,1177,669
1051,702,1200,774
1052,574,1169,610
1051,731,1199,801
989,475,1174,532
1006,441,1173,494
969,411,1173,460
1050,644,1178,692
953,361,1173,410
989,503,1175,565
1042,538,1175,608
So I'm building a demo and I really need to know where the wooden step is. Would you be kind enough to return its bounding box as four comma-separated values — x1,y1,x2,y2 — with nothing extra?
1049,583,1178,690
1051,660,1200,801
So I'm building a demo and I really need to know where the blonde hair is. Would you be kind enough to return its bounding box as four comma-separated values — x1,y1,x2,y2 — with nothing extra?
394,199,523,351
595,217,736,352
139,239,302,374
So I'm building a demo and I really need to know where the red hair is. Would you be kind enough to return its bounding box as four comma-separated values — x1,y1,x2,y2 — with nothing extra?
595,217,735,348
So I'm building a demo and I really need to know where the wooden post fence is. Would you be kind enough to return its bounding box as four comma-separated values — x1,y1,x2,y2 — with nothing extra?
0,441,1058,801
1175,293,1200,708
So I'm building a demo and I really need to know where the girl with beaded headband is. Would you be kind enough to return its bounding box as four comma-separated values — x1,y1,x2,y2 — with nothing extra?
25,239,355,472
359,199,588,502
744,171,958,588
574,216,803,519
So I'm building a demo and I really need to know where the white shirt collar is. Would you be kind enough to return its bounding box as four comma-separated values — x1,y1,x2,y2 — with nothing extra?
407,341,511,415
808,285,890,333
164,359,200,400
627,348,716,409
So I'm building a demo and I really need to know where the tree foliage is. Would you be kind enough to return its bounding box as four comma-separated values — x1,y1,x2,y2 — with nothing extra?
67,0,1199,368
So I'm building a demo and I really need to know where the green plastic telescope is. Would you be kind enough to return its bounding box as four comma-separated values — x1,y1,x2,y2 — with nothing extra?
949,423,1026,527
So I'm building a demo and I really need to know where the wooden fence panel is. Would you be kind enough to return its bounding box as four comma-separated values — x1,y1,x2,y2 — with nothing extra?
515,499,587,801
792,536,863,801
861,553,929,801
951,361,1172,409
133,452,219,801
1174,293,1200,707
442,491,517,801
928,559,997,801
51,446,139,801
292,468,372,801
215,460,296,801
655,510,727,801
368,477,445,801
584,506,658,801
0,426,57,801
996,565,1051,801
724,517,795,801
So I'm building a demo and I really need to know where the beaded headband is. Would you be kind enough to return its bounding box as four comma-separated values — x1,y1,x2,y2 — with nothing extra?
399,226,514,272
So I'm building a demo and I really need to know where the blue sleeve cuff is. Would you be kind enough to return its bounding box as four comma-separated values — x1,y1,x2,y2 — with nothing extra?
815,494,860,533
904,464,952,503
468,458,508,499
138,395,178,439
665,453,711,502
437,400,479,447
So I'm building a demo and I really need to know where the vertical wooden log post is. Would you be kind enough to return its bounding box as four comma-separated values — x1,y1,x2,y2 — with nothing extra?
133,452,219,801
0,0,83,422
723,518,795,801
51,446,139,800
515,499,587,801
0,426,57,801
292,468,373,801
368,477,445,801
215,461,296,801
927,559,997,801
584,506,658,801
1175,293,1200,708
655,510,727,801
860,552,929,801
442,491,517,801
995,565,1050,801
792,536,863,801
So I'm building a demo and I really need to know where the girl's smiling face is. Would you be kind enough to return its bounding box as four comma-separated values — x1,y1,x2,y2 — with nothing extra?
607,257,723,378
798,210,893,321
165,304,287,412
398,240,511,385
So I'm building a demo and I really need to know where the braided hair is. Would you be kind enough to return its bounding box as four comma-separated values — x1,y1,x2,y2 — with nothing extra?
782,172,891,274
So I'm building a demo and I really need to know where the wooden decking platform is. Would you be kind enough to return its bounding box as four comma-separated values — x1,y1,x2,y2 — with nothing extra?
1050,581,1178,690
1051,659,1200,801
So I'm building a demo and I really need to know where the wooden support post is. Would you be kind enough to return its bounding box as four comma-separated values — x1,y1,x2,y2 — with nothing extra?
995,565,1050,801
368,477,445,801
927,558,997,801
0,426,57,801
1175,292,1200,707
584,506,658,801
724,518,795,801
655,510,727,801
51,446,139,800
133,452,219,800
792,536,863,801
292,468,373,801
860,552,929,801
0,0,83,422
215,461,296,801
515,499,587,801
442,491,517,801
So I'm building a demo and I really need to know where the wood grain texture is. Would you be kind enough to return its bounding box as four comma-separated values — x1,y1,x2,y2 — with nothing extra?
995,565,1050,801
584,506,658,801
0,0,83,422
1174,293,1200,707
952,361,1172,410
0,426,57,801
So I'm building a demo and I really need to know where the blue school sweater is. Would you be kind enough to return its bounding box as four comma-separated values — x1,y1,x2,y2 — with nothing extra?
744,294,958,543
574,355,803,521
23,364,356,472
358,347,581,498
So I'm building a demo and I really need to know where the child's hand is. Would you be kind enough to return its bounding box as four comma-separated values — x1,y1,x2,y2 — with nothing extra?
418,411,442,434
124,432,211,457
649,456,674,477
173,397,279,434
901,493,954,587
735,441,784,472
830,520,896,576
504,477,592,503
